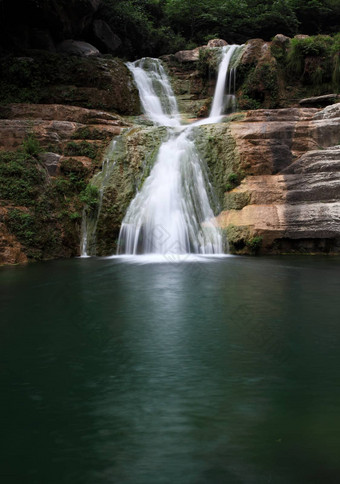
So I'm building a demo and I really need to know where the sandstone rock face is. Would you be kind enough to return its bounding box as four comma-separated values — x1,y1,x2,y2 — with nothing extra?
216,104,340,253
0,103,130,265
240,39,269,65
174,47,204,63
0,104,126,151
207,39,228,48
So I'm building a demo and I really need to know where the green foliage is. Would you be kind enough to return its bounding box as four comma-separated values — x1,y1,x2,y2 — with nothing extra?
22,133,42,157
64,141,98,160
71,127,112,141
225,172,241,191
80,184,100,210
7,209,38,246
287,34,339,90
246,236,263,254
0,151,44,206
198,48,219,78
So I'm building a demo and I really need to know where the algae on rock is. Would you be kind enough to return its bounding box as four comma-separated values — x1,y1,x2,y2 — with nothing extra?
195,121,243,209
83,126,168,256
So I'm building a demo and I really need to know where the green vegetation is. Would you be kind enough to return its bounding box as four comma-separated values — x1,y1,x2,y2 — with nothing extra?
0,135,101,261
80,185,100,210
64,141,99,160
246,236,263,254
97,0,340,58
225,172,241,192
286,34,340,91
226,225,263,254
0,151,43,206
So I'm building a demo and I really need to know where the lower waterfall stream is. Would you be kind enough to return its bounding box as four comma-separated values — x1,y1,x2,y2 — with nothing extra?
81,45,243,258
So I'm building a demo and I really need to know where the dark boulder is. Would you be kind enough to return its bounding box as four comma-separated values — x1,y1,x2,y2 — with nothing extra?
92,19,121,53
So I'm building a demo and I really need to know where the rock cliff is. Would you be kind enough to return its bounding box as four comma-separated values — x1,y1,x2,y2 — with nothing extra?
213,104,340,254
0,34,339,264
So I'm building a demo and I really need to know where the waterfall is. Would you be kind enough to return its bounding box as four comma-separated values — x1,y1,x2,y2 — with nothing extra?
126,57,180,127
80,44,243,257
117,45,242,256
210,44,239,118
80,139,119,257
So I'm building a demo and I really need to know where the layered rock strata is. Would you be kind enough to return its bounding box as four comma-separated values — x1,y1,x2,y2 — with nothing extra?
215,104,340,253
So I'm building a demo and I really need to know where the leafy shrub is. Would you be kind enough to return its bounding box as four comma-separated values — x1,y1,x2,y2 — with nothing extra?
64,141,98,160
22,133,42,157
0,151,44,205
246,236,263,254
225,172,241,191
80,184,100,209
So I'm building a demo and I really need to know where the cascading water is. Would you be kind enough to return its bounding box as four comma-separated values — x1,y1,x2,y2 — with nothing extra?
210,44,239,118
81,139,119,257
126,58,180,127
117,45,242,256
80,44,243,257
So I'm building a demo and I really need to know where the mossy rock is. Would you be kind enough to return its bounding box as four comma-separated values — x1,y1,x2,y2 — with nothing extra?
195,123,242,208
226,224,263,255
84,126,168,256
225,190,250,210
0,52,140,115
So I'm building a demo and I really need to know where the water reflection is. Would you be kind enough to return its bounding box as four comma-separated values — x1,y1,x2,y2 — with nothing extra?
0,257,340,483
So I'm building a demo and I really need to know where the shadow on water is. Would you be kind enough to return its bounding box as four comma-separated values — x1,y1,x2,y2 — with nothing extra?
0,256,340,483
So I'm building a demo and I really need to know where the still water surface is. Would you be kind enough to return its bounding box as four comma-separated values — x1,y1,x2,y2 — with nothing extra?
1,256,340,483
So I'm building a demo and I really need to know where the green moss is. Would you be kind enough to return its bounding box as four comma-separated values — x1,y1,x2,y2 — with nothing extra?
22,133,42,157
80,184,100,211
246,236,263,254
198,48,221,79
225,190,250,210
240,61,279,108
71,127,112,141
0,52,140,114
195,123,242,209
226,225,250,253
64,141,99,160
286,34,338,93
0,151,44,206
226,225,262,255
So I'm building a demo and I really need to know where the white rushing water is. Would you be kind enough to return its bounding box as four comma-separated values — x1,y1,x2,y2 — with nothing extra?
117,45,242,256
210,45,239,118
126,58,180,127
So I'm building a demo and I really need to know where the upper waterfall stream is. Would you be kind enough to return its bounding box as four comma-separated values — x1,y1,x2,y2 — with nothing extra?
81,45,243,258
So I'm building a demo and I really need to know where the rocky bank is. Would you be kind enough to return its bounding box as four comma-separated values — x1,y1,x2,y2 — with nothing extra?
0,35,339,264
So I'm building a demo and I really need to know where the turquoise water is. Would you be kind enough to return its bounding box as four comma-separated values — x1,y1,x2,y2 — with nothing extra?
1,256,340,483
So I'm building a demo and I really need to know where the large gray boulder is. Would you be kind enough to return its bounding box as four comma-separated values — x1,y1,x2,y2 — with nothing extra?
93,19,121,53
57,40,100,57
